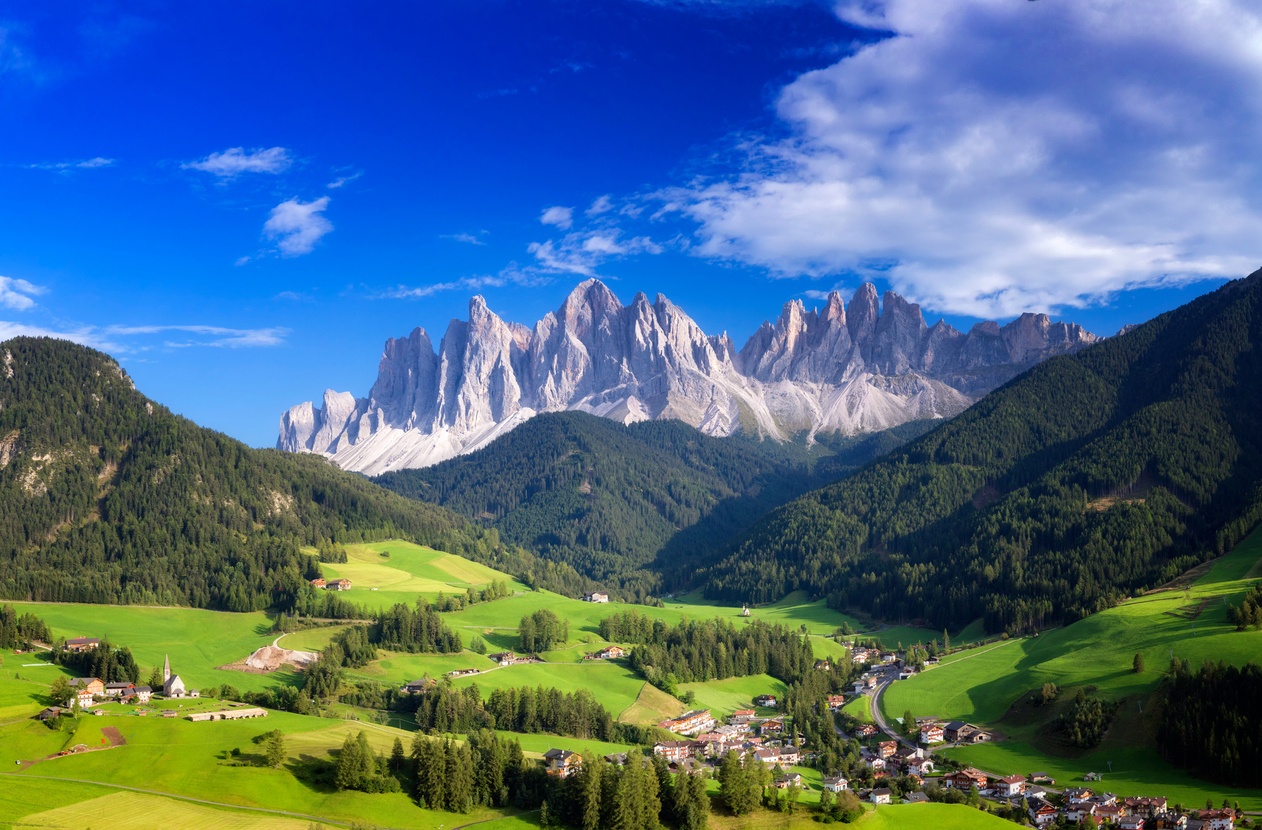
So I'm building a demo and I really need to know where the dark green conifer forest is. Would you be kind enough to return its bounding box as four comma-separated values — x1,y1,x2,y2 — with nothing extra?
0,338,583,610
696,270,1262,632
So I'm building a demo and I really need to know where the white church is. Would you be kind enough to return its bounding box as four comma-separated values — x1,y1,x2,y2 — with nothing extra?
161,654,199,699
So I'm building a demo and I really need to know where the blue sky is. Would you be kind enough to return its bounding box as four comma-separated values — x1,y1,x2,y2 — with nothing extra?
2,0,1260,447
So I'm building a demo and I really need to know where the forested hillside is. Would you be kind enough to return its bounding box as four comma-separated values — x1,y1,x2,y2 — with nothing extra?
0,338,582,610
374,411,933,600
697,269,1262,633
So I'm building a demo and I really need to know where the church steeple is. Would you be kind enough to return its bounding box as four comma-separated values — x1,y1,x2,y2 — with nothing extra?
163,654,171,683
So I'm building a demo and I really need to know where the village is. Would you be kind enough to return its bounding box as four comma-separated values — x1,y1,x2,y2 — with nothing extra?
520,644,1243,830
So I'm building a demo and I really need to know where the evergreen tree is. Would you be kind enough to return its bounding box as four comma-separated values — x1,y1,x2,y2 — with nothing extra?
579,752,604,830
1133,652,1145,673
264,730,286,768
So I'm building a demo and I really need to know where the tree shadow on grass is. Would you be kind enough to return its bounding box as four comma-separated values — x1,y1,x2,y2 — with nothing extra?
286,752,338,793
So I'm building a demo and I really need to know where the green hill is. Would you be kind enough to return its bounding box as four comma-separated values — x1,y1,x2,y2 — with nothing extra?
0,337,574,611
374,411,934,600
697,269,1262,632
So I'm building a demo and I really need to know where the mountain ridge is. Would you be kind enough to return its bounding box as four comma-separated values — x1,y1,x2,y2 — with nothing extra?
280,279,1097,474
693,268,1262,633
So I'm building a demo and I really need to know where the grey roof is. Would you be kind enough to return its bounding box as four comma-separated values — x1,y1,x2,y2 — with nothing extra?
903,792,929,803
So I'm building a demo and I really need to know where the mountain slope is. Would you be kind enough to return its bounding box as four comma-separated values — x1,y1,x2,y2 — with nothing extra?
0,338,579,611
696,270,1262,633
373,411,935,599
279,280,1096,474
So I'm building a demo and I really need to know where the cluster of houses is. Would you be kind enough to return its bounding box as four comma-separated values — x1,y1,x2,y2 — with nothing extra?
1021,788,1235,830
653,702,805,772
906,718,992,745
39,654,196,720
309,577,352,591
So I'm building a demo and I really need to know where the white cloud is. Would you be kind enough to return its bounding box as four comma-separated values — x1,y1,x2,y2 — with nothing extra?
327,170,362,189
440,231,488,246
586,195,614,217
0,276,45,311
0,321,112,350
380,268,549,301
184,146,293,178
104,324,289,348
22,157,115,171
663,0,1262,317
540,205,574,230
529,231,662,276
263,197,333,257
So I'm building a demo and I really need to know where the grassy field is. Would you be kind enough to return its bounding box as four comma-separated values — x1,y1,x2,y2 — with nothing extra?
0,602,292,695
448,660,647,719
880,526,1262,808
678,674,787,718
0,694,501,829
317,540,529,611
17,790,319,830
857,803,1017,830
619,682,686,726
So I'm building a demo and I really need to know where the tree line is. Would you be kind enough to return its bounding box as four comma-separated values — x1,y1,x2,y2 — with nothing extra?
0,604,52,649
1228,582,1262,631
1158,659,1262,787
600,612,815,690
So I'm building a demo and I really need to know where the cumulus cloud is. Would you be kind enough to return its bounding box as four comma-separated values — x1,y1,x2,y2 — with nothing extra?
0,276,45,311
540,205,574,229
263,197,333,256
662,0,1262,317
184,146,293,178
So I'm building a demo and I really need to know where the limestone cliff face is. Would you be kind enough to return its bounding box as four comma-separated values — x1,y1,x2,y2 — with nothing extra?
278,279,1098,474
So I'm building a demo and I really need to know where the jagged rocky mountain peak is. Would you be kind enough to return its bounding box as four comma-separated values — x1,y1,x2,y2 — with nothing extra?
279,279,1097,474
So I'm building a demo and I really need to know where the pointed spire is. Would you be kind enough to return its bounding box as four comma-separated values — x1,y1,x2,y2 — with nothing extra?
163,653,171,683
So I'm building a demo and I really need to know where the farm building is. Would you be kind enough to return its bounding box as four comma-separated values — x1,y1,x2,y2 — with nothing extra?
64,637,101,653
582,592,609,603
188,707,268,722
326,578,352,591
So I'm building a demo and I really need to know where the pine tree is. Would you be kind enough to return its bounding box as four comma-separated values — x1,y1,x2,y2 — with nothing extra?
444,740,474,813
335,733,363,790
1133,652,1145,673
265,730,286,768
390,737,406,776
580,753,604,830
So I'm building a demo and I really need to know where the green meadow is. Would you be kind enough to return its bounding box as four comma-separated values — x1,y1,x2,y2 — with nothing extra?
316,540,530,611
0,684,510,830
678,674,787,718
880,525,1262,808
1,602,291,694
